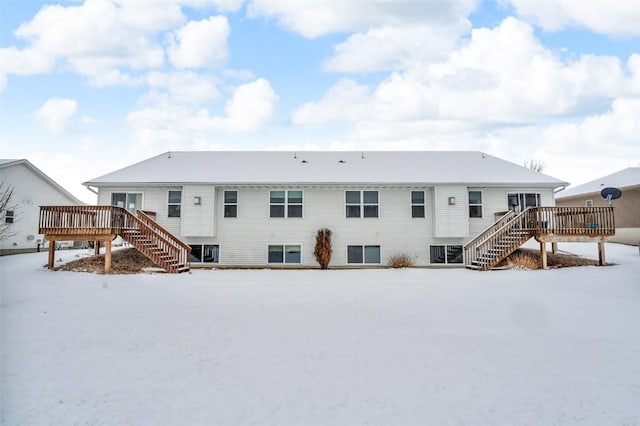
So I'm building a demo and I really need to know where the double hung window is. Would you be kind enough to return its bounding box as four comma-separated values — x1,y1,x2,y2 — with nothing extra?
270,190,303,218
346,190,379,218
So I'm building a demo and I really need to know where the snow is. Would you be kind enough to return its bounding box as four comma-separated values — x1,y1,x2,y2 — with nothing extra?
84,151,566,187
1,244,639,425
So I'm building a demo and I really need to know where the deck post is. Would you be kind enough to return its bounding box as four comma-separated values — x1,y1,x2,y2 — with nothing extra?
551,242,558,254
94,241,100,255
598,241,606,266
104,239,112,274
539,241,548,270
47,240,55,270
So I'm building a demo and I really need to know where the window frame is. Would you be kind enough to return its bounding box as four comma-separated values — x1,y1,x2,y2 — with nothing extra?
346,245,381,265
189,244,220,263
5,210,14,224
411,190,425,218
167,190,182,218
267,244,302,264
468,190,483,218
507,192,542,213
429,245,464,264
269,190,303,218
345,190,379,218
224,190,238,218
585,199,593,207
110,192,143,214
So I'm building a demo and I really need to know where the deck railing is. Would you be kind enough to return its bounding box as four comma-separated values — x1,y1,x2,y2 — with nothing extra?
39,205,191,272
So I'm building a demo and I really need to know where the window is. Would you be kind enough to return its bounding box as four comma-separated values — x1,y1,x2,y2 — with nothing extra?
168,191,182,217
346,190,379,218
430,245,463,264
411,191,425,218
268,245,301,264
224,191,237,218
468,191,482,218
5,210,14,224
585,199,593,207
189,245,219,263
347,245,381,264
507,193,541,213
270,190,303,218
111,192,142,213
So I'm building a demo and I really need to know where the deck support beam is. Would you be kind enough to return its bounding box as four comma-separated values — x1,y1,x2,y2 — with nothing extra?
551,242,558,254
539,241,548,270
47,239,55,270
598,241,606,266
104,239,112,274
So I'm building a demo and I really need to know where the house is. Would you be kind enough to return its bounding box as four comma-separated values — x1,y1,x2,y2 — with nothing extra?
66,150,585,269
556,167,639,245
0,159,84,255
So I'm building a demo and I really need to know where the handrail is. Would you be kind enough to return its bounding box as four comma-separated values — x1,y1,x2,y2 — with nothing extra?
463,210,515,250
137,210,191,252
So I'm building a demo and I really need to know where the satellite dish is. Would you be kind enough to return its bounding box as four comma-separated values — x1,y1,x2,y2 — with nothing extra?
600,187,622,206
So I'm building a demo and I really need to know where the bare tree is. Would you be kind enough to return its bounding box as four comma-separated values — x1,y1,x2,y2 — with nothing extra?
0,183,16,240
524,160,545,173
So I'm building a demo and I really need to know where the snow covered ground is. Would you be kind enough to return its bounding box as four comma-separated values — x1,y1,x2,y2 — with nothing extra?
1,243,639,425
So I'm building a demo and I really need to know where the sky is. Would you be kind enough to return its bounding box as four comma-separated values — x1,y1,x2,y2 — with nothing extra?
1,0,639,204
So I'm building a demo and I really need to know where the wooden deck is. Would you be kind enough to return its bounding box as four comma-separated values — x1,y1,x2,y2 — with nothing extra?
464,206,615,270
39,206,191,273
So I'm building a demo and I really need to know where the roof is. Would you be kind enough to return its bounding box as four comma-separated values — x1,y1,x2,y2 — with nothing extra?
84,151,568,188
557,167,640,198
0,159,84,205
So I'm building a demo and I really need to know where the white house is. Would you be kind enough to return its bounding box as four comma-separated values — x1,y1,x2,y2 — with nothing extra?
81,151,569,268
0,159,84,255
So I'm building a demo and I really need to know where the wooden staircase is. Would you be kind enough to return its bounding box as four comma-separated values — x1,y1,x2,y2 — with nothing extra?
39,206,191,273
464,207,615,270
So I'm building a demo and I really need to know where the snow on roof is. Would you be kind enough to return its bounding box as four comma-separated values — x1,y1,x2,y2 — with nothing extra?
0,158,84,205
557,167,640,198
84,151,567,187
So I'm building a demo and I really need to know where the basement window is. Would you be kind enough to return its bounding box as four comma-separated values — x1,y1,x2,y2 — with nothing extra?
190,245,219,263
347,245,381,264
430,245,463,264
268,245,301,264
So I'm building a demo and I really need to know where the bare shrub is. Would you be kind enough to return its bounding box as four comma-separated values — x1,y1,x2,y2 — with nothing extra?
387,254,414,268
313,228,332,269
506,253,539,270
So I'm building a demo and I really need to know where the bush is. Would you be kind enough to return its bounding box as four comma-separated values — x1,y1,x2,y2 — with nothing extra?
506,253,539,270
387,254,414,268
313,228,332,269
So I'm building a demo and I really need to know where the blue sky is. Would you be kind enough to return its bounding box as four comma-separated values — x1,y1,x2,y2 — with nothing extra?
1,0,639,203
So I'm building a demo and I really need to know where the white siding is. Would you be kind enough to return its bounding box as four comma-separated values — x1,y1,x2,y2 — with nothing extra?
182,185,215,237
0,163,82,253
433,186,468,238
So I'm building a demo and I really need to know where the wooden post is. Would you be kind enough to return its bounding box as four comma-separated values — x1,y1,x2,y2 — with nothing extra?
598,241,606,266
104,239,112,274
94,241,100,255
551,242,558,254
540,241,548,270
48,240,55,270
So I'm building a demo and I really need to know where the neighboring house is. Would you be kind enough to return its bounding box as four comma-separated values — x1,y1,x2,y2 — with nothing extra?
556,167,640,245
80,151,570,267
0,159,84,255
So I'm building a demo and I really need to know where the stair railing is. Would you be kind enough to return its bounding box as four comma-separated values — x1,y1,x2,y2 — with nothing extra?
463,210,516,266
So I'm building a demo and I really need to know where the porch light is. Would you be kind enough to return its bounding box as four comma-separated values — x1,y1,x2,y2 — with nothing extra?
193,196,201,205
448,196,456,205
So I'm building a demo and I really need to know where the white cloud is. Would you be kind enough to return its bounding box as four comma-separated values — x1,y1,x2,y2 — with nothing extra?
127,78,278,150
295,18,637,127
247,0,477,38
146,71,221,104
35,98,78,134
506,0,640,35
167,16,230,69
324,23,469,73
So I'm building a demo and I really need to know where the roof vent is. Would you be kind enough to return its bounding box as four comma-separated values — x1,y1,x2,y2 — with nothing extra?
301,160,308,164
339,160,346,164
